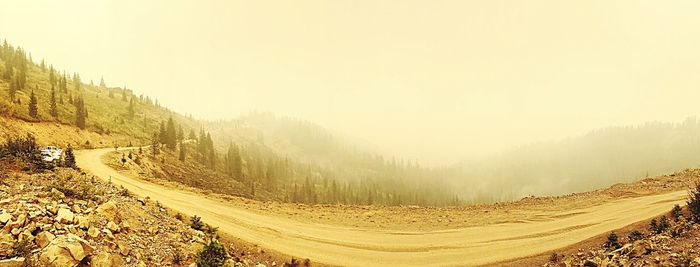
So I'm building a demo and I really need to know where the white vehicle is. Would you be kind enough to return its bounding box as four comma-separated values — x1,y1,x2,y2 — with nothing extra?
40,146,63,162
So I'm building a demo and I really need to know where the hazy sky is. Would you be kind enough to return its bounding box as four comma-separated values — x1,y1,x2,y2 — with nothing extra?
2,1,700,164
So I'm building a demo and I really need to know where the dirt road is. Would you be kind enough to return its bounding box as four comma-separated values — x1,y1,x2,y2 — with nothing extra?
76,148,688,266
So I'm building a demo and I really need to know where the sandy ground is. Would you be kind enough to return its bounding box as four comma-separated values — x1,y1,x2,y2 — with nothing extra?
77,147,691,266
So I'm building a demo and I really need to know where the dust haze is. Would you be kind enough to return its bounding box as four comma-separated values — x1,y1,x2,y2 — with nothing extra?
3,0,700,201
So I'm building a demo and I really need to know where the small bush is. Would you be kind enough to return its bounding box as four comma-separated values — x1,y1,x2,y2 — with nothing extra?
172,246,183,265
688,180,700,223
650,215,670,234
9,239,33,261
196,240,228,267
604,231,621,250
191,215,204,231
672,204,683,222
284,258,311,267
63,145,76,168
627,230,643,242
549,252,559,263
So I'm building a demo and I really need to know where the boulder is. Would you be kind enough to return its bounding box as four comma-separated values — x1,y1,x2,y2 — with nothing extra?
628,240,653,258
91,251,125,267
87,227,100,238
0,213,11,225
106,221,120,233
0,257,25,267
96,201,119,222
50,188,65,199
55,208,74,225
39,234,94,267
0,242,12,257
116,240,131,256
36,231,56,248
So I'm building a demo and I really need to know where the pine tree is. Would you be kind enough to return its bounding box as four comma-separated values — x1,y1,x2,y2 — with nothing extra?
49,84,58,118
127,97,135,119
159,122,167,144
75,97,86,129
179,140,186,161
73,73,81,91
121,87,127,101
166,117,177,150
28,89,38,119
8,76,16,100
99,76,106,87
151,132,160,156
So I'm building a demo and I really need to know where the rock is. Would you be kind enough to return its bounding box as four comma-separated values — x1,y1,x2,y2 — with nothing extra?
36,231,56,248
120,221,130,231
116,240,131,256
55,208,74,224
71,205,81,214
0,213,11,225
91,251,125,267
51,188,65,199
39,234,94,267
0,257,25,267
76,215,91,229
137,261,146,267
628,240,652,258
102,228,114,239
694,257,700,265
255,263,268,267
96,201,119,222
46,205,58,215
106,221,120,233
87,227,100,238
0,242,12,257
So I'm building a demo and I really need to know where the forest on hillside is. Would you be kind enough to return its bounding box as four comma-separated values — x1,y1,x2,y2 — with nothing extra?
0,38,462,206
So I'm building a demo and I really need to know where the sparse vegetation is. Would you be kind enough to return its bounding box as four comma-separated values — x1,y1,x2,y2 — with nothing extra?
191,215,204,231
627,230,643,242
196,240,228,267
688,180,700,223
603,231,621,250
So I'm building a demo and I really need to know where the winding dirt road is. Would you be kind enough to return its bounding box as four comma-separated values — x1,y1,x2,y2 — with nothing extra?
76,148,687,266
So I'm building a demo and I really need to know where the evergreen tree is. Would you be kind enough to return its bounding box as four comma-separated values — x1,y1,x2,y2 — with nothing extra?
151,132,160,156
28,89,38,119
75,97,86,129
99,76,106,87
121,87,127,101
73,73,81,91
166,117,177,150
179,140,186,161
8,76,16,100
226,144,243,180
49,84,58,118
158,122,167,144
127,97,135,119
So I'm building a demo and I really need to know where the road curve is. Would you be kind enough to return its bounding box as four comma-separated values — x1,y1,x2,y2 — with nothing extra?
76,147,688,267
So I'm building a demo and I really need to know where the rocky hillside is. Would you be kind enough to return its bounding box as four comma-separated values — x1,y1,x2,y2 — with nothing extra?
543,193,700,267
0,159,294,267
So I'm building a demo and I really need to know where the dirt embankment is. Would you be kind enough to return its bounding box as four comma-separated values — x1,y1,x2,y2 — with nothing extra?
0,116,137,149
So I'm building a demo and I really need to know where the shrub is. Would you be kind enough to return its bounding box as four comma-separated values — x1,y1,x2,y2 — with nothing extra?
63,145,76,168
604,231,621,250
284,258,311,267
627,230,643,242
172,246,183,265
672,204,683,221
688,180,700,223
649,218,658,233
196,240,228,267
9,239,33,261
191,215,204,231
